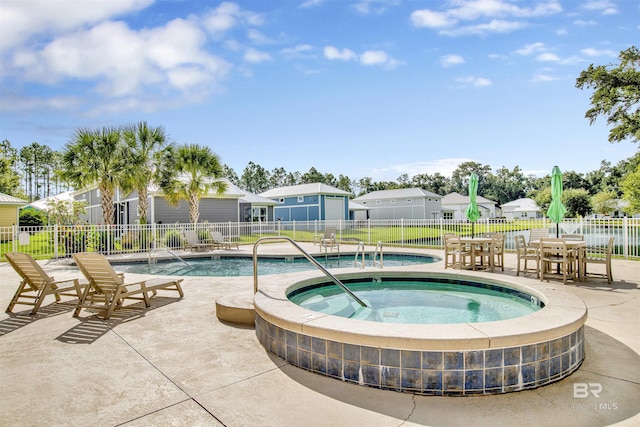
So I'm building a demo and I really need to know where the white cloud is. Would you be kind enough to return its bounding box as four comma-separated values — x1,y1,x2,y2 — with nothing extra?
353,0,400,15
324,46,358,61
411,0,562,35
360,50,388,66
244,48,272,64
514,42,547,56
281,44,316,60
247,29,276,45
202,1,263,37
410,10,457,28
573,20,598,26
581,47,616,57
10,18,231,99
535,52,560,62
531,74,560,82
323,48,401,69
456,76,492,87
0,0,153,53
440,54,465,67
299,0,325,9
583,0,619,15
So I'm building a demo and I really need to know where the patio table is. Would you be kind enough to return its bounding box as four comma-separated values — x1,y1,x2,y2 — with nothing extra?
459,237,492,271
532,239,587,281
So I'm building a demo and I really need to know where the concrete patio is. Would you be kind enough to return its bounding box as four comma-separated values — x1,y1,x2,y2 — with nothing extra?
1,243,638,427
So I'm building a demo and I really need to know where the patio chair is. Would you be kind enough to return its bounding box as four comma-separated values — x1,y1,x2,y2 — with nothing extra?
584,237,614,284
562,234,584,241
528,228,549,245
318,226,339,251
515,235,539,277
539,238,576,285
5,252,85,315
488,233,505,272
184,230,215,252
209,231,239,250
72,252,184,319
443,234,471,269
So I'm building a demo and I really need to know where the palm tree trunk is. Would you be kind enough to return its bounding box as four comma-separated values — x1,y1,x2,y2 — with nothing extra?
189,192,200,223
138,186,149,224
101,186,115,225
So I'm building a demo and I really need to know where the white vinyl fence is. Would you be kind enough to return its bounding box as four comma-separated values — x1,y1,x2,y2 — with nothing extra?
1,218,639,261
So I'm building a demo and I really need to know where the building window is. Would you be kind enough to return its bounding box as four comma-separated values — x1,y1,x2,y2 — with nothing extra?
444,212,453,220
361,201,367,205
297,196,304,203
390,199,396,204
406,199,412,204
376,200,381,204
279,198,285,204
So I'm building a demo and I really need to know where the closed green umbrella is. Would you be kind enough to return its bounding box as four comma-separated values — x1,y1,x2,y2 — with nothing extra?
464,172,480,237
547,165,566,238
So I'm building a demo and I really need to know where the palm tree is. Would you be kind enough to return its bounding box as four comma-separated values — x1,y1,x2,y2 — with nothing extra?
159,144,228,223
122,121,170,224
60,127,126,225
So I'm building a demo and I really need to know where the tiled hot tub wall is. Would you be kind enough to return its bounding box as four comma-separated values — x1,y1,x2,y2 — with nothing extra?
256,314,584,396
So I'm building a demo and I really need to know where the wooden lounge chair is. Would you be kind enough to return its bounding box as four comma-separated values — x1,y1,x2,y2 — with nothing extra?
209,231,239,250
72,252,184,319
5,252,84,315
184,230,215,251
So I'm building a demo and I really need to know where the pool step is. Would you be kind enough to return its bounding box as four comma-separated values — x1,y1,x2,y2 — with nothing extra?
216,294,255,326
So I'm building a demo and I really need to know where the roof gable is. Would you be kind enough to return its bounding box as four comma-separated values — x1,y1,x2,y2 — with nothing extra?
353,187,441,201
260,183,350,198
0,192,27,205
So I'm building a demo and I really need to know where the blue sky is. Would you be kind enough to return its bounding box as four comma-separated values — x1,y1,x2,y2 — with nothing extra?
0,0,638,183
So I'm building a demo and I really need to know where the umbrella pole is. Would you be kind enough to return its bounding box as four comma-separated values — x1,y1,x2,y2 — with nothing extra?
556,223,561,273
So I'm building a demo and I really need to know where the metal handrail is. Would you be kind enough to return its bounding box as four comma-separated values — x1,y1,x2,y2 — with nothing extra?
354,241,365,268
252,237,368,307
148,248,193,269
373,241,383,268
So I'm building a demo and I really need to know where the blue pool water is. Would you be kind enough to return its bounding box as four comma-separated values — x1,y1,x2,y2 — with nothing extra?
287,277,542,324
115,253,438,277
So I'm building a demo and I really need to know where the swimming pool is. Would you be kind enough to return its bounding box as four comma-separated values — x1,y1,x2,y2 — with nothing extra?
287,277,542,324
116,253,439,277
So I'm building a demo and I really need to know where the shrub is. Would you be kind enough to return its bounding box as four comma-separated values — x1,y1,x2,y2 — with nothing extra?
19,208,47,227
164,230,184,248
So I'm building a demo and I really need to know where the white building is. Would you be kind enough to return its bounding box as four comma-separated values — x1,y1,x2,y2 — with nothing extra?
441,192,498,220
351,188,442,220
501,198,542,220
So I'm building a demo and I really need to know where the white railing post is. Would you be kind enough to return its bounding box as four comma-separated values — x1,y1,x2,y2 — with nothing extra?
54,224,59,258
623,216,629,259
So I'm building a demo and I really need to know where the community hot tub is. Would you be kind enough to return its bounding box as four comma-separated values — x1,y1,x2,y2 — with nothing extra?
254,271,587,396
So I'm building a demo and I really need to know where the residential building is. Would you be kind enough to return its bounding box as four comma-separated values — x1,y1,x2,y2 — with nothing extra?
260,183,350,222
351,188,442,220
441,192,498,220
0,192,26,227
501,198,543,220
